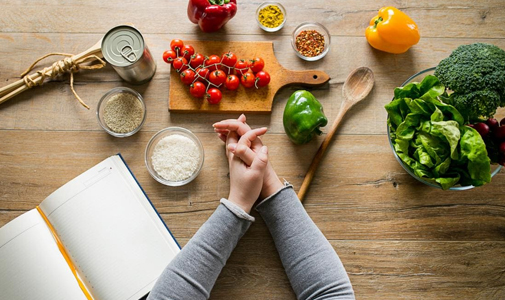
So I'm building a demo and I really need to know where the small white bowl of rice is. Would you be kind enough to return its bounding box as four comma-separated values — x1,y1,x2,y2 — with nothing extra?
145,127,204,186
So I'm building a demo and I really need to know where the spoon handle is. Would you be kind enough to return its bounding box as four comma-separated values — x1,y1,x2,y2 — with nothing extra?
297,101,350,201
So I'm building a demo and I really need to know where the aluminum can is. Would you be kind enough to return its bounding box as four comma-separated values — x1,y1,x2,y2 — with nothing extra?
102,25,156,84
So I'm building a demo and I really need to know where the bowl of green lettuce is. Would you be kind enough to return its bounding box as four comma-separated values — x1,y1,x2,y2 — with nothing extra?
386,68,502,190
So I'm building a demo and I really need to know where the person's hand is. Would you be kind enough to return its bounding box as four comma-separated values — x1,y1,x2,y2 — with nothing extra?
214,115,284,200
226,127,269,213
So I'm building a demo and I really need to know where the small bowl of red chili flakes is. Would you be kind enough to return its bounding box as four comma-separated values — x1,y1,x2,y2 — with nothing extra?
292,22,331,61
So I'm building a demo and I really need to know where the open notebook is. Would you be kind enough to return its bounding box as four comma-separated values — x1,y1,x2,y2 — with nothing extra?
0,155,180,300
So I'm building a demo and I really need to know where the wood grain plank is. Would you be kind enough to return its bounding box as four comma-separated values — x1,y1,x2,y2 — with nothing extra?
214,238,505,300
1,131,504,242
323,240,505,299
0,1,503,39
1,33,505,135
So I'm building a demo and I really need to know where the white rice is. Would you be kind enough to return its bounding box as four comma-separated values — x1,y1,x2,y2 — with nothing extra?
151,134,200,181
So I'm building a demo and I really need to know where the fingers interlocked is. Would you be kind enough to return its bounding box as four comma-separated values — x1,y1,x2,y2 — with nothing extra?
229,127,267,167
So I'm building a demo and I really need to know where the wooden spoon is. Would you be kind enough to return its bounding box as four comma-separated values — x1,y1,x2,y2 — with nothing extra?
0,39,103,106
297,67,375,201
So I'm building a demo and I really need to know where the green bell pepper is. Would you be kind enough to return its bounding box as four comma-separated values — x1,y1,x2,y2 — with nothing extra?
283,90,328,144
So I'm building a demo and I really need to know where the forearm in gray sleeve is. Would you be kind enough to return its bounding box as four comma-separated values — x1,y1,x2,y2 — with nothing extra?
255,185,355,300
148,200,253,300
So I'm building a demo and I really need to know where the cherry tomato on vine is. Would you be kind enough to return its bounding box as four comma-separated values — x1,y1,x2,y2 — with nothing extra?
190,81,206,98
241,72,255,88
209,70,226,86
172,57,188,72
205,55,221,71
234,59,249,76
221,52,237,71
162,50,177,64
181,44,195,60
225,75,240,90
190,53,205,69
180,69,196,85
170,39,184,55
249,57,265,73
255,71,270,88
195,67,209,80
206,88,222,104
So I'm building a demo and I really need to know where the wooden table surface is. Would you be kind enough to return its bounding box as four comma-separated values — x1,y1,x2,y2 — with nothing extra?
1,1,505,299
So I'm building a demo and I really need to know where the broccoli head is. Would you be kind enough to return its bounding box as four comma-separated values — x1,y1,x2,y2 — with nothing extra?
448,89,501,121
435,43,505,120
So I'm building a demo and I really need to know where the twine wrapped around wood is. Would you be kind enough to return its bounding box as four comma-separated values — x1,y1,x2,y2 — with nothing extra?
20,53,106,109
0,39,104,109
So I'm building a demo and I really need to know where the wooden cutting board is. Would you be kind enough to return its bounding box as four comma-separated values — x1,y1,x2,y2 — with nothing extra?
168,40,330,114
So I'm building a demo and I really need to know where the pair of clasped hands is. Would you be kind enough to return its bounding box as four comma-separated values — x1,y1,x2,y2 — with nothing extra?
213,114,285,213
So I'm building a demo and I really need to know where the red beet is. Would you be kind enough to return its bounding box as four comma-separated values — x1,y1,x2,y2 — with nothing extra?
500,142,505,154
501,117,505,127
474,122,490,138
487,118,499,130
494,126,505,140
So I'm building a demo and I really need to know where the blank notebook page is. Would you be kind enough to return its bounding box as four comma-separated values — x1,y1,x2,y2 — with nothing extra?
39,156,179,300
0,210,88,300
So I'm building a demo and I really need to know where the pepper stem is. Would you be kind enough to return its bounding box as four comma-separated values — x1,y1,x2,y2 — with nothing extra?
315,128,323,135
374,17,383,29
209,0,228,5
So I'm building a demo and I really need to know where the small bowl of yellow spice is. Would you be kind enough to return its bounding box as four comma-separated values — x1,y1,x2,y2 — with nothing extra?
256,2,286,32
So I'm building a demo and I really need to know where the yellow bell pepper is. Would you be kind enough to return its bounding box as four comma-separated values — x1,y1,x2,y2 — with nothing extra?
365,7,420,54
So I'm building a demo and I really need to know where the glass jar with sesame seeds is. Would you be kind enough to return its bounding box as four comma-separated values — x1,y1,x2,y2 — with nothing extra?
96,87,146,137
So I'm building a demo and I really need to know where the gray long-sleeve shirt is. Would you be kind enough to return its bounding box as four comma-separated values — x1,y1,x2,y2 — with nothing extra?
148,185,355,300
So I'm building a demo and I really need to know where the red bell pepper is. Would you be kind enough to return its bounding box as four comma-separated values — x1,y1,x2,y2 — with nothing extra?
187,0,237,33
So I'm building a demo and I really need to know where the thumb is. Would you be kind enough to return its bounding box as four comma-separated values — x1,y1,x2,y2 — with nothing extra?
251,146,268,173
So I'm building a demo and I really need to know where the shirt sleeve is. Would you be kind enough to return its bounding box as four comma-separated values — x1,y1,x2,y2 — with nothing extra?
148,201,254,300
255,185,355,300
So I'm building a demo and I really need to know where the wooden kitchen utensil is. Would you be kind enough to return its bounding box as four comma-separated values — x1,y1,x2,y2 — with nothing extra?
168,40,330,113
297,67,375,201
0,39,104,109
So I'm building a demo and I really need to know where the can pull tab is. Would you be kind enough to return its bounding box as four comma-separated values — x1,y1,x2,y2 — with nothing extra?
121,45,137,62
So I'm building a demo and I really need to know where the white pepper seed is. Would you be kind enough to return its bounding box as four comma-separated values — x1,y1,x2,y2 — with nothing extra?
103,92,144,133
